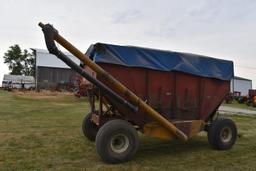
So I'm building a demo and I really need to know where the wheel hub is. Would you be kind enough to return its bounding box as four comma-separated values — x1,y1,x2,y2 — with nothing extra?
110,133,129,153
220,127,232,143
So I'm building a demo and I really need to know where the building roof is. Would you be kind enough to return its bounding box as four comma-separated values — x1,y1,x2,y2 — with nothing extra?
233,76,252,81
86,43,234,80
32,48,80,69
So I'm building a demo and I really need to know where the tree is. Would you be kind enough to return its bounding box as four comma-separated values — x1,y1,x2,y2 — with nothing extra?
3,44,35,76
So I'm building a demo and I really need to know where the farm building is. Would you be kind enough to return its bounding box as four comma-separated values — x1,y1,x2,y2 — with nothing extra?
32,49,80,91
230,76,252,96
2,74,35,89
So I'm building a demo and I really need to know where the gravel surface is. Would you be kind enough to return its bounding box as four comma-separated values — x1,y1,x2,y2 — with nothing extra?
219,105,256,115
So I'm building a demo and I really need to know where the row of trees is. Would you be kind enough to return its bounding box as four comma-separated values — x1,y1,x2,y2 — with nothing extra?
3,44,35,76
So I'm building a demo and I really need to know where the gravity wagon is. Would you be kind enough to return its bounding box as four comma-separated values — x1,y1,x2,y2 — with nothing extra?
39,23,237,163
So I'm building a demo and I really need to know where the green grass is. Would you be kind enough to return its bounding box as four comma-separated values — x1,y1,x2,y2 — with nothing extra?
223,100,256,111
0,90,256,170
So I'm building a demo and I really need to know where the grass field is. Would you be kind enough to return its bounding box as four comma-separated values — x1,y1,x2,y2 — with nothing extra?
0,90,256,171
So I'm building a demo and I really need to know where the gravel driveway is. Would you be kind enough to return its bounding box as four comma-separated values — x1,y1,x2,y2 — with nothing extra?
218,105,256,115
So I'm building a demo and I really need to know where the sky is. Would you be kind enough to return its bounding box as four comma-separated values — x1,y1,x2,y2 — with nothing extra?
1,0,256,87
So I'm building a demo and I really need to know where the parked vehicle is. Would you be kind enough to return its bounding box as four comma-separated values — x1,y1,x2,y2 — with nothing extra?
247,89,256,107
2,75,35,90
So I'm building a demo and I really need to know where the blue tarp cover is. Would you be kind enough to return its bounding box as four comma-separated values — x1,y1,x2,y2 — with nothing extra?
86,43,234,80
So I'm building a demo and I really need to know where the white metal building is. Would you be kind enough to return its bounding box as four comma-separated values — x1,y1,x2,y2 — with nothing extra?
2,74,35,89
230,76,252,96
32,49,80,90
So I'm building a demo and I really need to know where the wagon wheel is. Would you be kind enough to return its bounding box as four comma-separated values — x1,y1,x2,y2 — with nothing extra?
207,118,237,150
95,119,139,163
82,113,99,141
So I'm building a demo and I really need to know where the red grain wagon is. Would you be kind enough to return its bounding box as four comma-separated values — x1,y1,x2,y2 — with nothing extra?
39,23,237,164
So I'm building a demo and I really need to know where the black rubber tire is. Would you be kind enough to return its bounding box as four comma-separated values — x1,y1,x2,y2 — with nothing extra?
207,118,237,150
95,119,139,164
82,114,99,141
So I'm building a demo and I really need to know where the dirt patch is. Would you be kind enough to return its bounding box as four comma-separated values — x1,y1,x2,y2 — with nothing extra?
14,90,74,100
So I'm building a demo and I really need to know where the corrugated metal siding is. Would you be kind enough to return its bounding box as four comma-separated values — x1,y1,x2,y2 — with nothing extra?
230,78,252,96
2,74,35,89
3,74,35,83
36,66,77,90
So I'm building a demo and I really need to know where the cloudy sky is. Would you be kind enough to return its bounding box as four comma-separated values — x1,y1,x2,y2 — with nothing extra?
1,0,256,87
